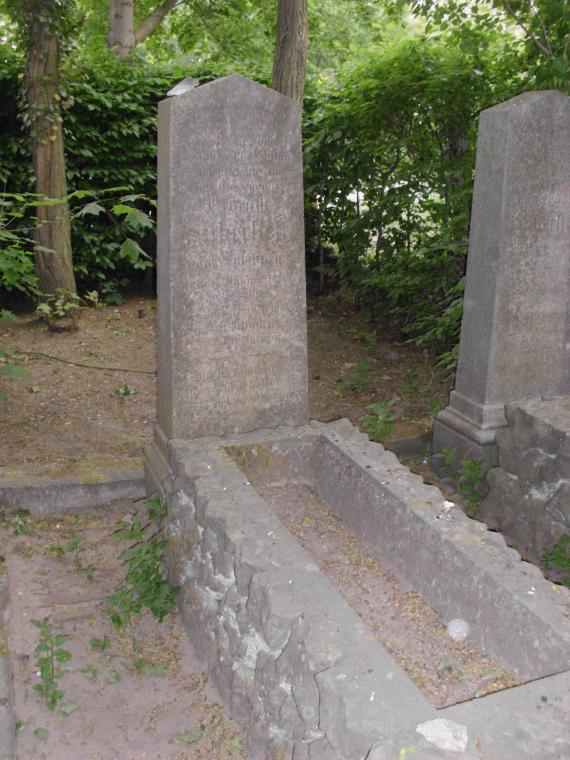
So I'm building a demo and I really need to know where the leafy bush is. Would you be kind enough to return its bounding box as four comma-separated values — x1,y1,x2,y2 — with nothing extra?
0,49,226,298
303,28,520,361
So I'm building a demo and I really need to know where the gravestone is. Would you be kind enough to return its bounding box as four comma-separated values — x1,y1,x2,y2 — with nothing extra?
433,91,570,470
146,74,308,488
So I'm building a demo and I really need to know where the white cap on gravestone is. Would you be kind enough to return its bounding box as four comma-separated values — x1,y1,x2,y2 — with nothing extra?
167,77,199,97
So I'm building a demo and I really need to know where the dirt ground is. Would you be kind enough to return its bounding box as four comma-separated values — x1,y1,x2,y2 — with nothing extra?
0,295,451,476
0,295,455,758
3,500,246,760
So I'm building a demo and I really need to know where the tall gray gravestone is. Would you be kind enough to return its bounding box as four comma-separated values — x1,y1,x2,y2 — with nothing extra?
146,74,308,489
433,91,570,470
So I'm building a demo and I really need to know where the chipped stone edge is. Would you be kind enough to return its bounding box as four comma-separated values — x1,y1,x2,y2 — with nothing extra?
144,418,570,759
0,470,145,515
0,565,14,760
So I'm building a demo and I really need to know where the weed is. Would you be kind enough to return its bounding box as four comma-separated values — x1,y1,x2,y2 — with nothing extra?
112,383,137,397
361,399,398,441
361,330,377,350
31,619,72,710
456,458,486,516
105,666,121,684
429,399,444,418
543,535,570,587
81,664,98,680
3,507,33,536
432,447,486,516
36,290,81,331
49,533,96,582
432,446,457,472
89,635,109,652
107,496,178,630
402,369,421,398
337,359,370,395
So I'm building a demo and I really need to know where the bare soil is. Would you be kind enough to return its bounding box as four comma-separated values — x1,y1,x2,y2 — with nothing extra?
247,480,521,709
0,294,457,756
0,296,452,476
2,500,246,760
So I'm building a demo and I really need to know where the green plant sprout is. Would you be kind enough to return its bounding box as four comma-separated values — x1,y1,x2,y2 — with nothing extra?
543,535,570,588
31,619,72,711
49,533,96,582
112,383,137,397
107,496,178,630
456,458,486,516
360,399,399,441
338,359,371,395
1,507,34,536
36,290,81,323
433,447,486,516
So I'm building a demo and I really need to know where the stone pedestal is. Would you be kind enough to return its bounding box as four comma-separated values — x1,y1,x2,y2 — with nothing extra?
433,91,570,470
145,74,309,491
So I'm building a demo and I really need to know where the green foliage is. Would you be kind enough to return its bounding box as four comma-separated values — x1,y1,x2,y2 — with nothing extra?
361,399,399,441
456,458,486,516
107,495,178,630
1,506,33,535
0,309,25,404
0,49,201,296
412,0,570,93
112,383,137,398
304,26,520,362
36,288,80,319
89,635,109,652
31,618,72,711
433,447,486,516
543,535,570,587
0,192,40,296
48,531,96,581
337,359,370,395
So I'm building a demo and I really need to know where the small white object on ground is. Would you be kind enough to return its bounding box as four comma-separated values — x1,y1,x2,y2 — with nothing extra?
447,618,470,642
416,718,469,752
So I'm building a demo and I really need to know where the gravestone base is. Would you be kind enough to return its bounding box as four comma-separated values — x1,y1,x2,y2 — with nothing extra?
149,419,570,759
432,411,502,477
144,425,173,500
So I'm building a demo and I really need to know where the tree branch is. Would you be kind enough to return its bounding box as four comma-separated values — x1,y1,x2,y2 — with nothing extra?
134,0,180,45
500,0,553,56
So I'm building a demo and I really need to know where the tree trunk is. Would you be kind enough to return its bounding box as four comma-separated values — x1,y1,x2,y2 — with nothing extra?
272,0,308,102
108,0,136,57
27,6,76,294
108,0,179,57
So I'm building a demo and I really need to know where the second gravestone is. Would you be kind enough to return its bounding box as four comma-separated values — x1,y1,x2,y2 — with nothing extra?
433,91,570,470
150,75,308,473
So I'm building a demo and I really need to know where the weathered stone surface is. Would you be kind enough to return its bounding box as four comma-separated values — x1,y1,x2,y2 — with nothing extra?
160,420,570,758
481,396,570,576
154,74,308,445
434,91,570,469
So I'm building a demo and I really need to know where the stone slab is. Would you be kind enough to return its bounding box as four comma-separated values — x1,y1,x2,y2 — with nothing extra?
153,419,570,758
0,470,144,514
155,74,308,443
0,571,14,760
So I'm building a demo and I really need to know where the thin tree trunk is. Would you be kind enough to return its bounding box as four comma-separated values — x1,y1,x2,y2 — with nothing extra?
108,0,136,57
27,6,76,294
109,0,179,57
272,0,308,102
